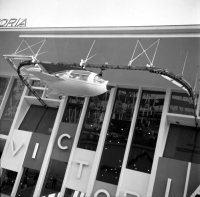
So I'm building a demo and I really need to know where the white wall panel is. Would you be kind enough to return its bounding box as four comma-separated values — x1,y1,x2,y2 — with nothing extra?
65,148,95,192
1,129,32,172
118,169,150,197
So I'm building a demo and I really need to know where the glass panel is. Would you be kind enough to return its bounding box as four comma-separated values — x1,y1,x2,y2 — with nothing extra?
164,124,199,164
16,168,39,197
78,91,110,151
64,188,75,197
19,105,46,132
28,89,44,97
0,169,17,195
62,96,85,123
127,90,165,174
0,138,6,158
40,159,67,197
35,107,58,135
169,92,194,115
93,75,105,84
19,105,58,135
192,129,200,164
28,80,45,97
0,76,10,105
96,89,138,185
30,80,45,88
0,79,24,135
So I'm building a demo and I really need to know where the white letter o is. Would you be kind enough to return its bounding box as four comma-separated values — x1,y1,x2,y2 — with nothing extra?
94,189,110,197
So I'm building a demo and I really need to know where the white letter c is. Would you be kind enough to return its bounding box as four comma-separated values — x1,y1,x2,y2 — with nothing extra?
58,134,71,150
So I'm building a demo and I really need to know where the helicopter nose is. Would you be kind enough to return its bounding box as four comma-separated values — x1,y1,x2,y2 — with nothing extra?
106,83,115,90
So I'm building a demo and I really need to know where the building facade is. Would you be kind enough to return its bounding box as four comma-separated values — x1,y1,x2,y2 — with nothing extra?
0,31,200,197
0,1,200,196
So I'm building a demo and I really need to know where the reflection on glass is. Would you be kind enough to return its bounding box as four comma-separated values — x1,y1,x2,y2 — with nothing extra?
169,92,194,115
78,91,110,151
127,90,165,174
96,89,138,185
19,105,58,135
0,77,10,105
28,89,44,97
62,96,85,124
0,169,17,195
64,188,75,197
28,80,45,97
30,80,45,88
0,138,6,158
0,79,24,135
41,159,67,196
16,168,39,197
164,124,200,164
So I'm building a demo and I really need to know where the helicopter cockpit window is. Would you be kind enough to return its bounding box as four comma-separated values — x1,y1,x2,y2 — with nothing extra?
69,73,89,81
79,75,89,81
94,76,105,84
69,73,80,79
54,71,70,77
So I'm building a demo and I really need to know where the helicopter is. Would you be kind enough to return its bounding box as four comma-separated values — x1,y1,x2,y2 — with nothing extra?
3,40,115,99
3,38,194,102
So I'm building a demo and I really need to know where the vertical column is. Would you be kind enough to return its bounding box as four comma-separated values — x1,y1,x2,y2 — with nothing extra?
33,97,67,197
59,97,90,197
183,162,191,197
146,88,171,197
196,90,200,118
0,78,27,162
115,86,142,196
85,87,117,197
11,166,24,197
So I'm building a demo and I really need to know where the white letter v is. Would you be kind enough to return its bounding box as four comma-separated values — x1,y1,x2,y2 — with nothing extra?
11,141,24,156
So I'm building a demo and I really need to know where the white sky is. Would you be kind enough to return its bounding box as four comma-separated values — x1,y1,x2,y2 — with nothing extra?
0,0,199,27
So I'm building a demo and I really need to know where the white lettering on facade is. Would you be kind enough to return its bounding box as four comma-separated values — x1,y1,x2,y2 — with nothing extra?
32,143,39,159
75,160,89,179
58,134,71,150
191,185,200,197
94,189,110,197
11,141,24,156
0,18,27,27
165,178,172,197
123,190,141,197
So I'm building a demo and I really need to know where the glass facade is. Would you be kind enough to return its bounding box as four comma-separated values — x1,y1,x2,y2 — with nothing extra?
19,105,58,135
27,80,45,97
0,79,24,135
41,159,67,196
0,75,199,196
0,169,17,195
0,76,10,105
0,138,6,158
96,88,138,185
169,92,194,115
16,168,40,197
127,90,165,173
62,96,85,124
78,91,110,151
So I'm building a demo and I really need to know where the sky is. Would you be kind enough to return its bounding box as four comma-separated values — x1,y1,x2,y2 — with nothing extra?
0,0,199,27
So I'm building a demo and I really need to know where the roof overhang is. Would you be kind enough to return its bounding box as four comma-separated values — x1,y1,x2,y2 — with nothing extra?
0,25,200,37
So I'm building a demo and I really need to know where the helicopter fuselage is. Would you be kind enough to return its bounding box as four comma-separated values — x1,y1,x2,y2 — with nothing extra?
26,67,109,97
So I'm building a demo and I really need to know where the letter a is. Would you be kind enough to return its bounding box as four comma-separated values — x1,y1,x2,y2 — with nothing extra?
11,141,24,156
